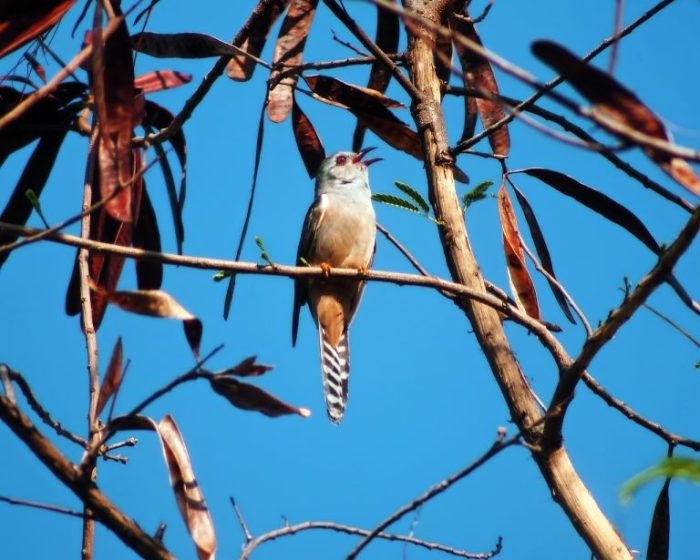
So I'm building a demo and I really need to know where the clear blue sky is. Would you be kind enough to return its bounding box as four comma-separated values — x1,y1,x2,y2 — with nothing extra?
1,1,698,558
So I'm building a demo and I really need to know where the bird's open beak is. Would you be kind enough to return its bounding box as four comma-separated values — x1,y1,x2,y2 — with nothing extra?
353,147,383,167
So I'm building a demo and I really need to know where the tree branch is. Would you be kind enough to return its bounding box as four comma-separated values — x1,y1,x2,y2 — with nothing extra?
0,395,173,560
545,205,700,444
239,520,501,560
346,432,518,559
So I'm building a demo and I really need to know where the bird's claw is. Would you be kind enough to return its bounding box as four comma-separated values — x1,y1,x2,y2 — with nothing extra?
320,262,332,277
357,264,370,276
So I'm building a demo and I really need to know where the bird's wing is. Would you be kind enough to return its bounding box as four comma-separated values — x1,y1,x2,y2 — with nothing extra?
292,196,327,346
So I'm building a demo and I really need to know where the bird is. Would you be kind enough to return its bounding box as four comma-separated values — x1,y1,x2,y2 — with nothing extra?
292,148,381,424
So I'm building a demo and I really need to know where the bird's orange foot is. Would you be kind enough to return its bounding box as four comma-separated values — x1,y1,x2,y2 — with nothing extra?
357,264,370,276
320,262,332,277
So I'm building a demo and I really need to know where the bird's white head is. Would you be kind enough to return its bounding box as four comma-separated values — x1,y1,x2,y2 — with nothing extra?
315,148,382,194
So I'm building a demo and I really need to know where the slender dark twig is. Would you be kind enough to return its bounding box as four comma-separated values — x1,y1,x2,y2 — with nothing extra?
346,432,520,559
0,496,92,519
230,497,254,543
581,372,700,452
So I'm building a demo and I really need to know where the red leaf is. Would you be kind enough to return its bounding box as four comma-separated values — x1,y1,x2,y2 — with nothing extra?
292,98,325,178
210,376,311,418
95,337,123,417
226,0,290,81
451,14,510,155
267,0,320,123
93,10,136,222
134,70,192,93
497,183,540,319
0,0,77,58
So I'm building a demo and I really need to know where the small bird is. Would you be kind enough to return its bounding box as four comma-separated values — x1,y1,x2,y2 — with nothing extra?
292,149,380,423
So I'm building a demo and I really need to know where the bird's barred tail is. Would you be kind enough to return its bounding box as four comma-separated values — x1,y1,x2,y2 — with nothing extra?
319,327,350,424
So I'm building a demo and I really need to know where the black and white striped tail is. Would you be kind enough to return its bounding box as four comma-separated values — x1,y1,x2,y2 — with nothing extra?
319,328,350,424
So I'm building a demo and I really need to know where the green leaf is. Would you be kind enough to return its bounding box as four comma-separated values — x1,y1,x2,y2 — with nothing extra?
299,256,310,267
254,235,273,266
372,193,422,214
394,181,430,213
462,180,493,211
621,457,700,503
213,270,230,282
24,188,49,228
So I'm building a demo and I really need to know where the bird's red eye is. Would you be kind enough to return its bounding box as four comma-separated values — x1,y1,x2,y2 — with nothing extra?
335,155,347,165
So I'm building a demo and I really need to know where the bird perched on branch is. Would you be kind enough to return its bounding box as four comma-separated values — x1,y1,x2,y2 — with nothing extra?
292,149,381,424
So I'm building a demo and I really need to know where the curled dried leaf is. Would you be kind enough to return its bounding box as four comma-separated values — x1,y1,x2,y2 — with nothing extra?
156,416,217,560
497,183,540,319
267,0,319,123
227,0,290,81
451,13,510,155
0,0,77,58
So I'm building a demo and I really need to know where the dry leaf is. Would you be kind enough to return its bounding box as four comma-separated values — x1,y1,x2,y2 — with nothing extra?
292,98,326,178
134,70,192,93
532,40,699,196
267,0,319,122
156,416,217,560
497,183,540,319
95,337,123,416
451,13,510,155
210,376,311,418
0,0,77,58
227,0,290,81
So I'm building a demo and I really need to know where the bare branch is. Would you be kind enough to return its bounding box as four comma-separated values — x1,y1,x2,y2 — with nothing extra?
0,495,91,519
546,206,700,444
0,395,173,560
346,432,519,559
230,497,253,544
240,520,502,560
581,372,700,452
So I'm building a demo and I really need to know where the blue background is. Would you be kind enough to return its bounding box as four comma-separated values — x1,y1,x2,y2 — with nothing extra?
1,0,698,558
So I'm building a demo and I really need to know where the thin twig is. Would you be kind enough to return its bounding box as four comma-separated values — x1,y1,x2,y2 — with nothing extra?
608,0,625,74
0,495,91,519
633,297,700,349
331,29,369,57
81,345,223,467
223,93,268,319
230,497,254,543
7,368,87,446
581,371,700,452
346,432,520,559
239,520,502,560
321,0,421,101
